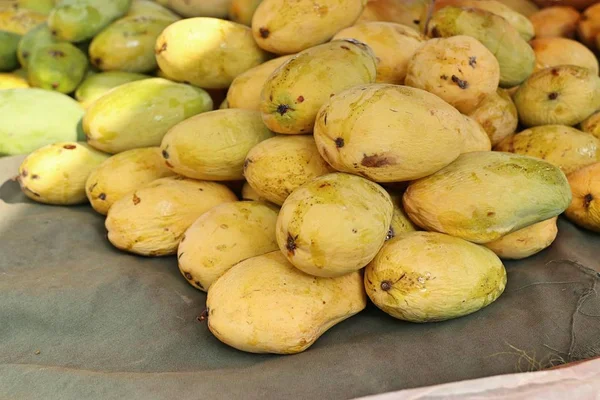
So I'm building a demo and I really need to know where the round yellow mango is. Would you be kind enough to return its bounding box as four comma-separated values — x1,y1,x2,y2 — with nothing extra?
467,88,518,146
581,112,600,140
565,162,600,232
0,72,29,89
531,37,598,75
483,217,558,259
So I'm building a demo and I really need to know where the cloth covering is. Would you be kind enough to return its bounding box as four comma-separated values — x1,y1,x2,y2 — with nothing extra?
0,154,599,400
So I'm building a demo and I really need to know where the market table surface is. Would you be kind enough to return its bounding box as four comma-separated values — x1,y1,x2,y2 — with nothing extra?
1,155,599,400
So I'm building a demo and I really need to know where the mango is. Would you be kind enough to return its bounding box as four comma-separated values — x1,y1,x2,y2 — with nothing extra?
276,172,393,277
27,42,88,93
17,142,109,205
17,23,59,68
403,151,572,243
0,7,46,34
206,251,366,354
495,125,600,175
0,71,28,88
83,78,213,154
514,66,600,128
581,112,600,140
75,71,150,108
467,89,519,146
241,182,270,202
461,116,492,153
426,6,535,88
405,35,500,114
387,191,418,238
178,201,278,291
155,17,270,89
357,0,429,31
577,3,600,51
218,98,228,109
165,0,231,18
16,0,55,14
313,84,465,182
85,147,175,215
0,88,85,155
484,217,558,259
565,162,600,232
261,40,377,134
48,0,132,43
496,0,539,16
530,6,580,39
159,109,274,181
228,0,261,26
0,30,20,71
126,0,180,20
105,176,238,256
533,0,595,11
243,135,334,206
531,38,598,75
365,231,506,322
332,22,424,85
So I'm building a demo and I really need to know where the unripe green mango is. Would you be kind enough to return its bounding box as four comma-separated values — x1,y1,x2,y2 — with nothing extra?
126,0,180,21
75,71,150,108
17,23,60,68
17,0,56,15
83,78,213,154
403,151,572,243
0,30,20,71
27,42,88,93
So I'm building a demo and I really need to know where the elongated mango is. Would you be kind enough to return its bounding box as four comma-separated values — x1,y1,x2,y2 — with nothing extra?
166,0,232,18
126,0,180,21
484,217,558,259
75,71,150,108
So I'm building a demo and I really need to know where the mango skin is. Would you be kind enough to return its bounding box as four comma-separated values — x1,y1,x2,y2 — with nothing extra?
0,72,29,88
313,84,465,182
387,191,418,238
260,40,377,135
403,151,572,243
160,109,275,181
251,0,366,55
276,172,393,277
126,0,180,21
75,71,150,109
365,231,506,323
243,135,334,206
530,6,580,39
241,181,271,202
166,0,232,18
531,38,598,75
513,65,600,128
0,88,85,156
357,0,429,31
16,23,59,68
484,217,558,259
461,116,492,153
83,78,213,154
495,125,600,175
105,176,238,256
495,0,539,17
155,17,270,89
27,42,88,93
16,0,56,15
332,22,424,85
0,7,46,34
577,4,600,51
228,0,261,26
177,201,279,292
206,251,367,355
85,147,175,215
581,112,600,140
0,30,20,71
565,162,600,232
467,89,518,146
17,142,109,205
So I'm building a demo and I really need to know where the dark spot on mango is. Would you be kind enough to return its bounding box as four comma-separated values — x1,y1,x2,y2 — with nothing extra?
31,174,39,180
551,68,559,76
21,169,28,177
276,104,290,115
244,158,252,171
132,193,141,205
178,252,184,260
413,19,420,24
195,281,203,288
440,74,448,80
361,154,395,168
385,226,395,241
319,183,331,188
286,233,297,255
352,229,358,233
451,75,469,89
548,92,559,100
380,280,392,291
22,50,29,59
487,211,495,217
184,272,192,280
183,81,190,85
49,50,65,58
93,57,102,66
162,149,169,159
63,144,76,149
584,193,593,209
181,234,186,242
51,82,59,89
259,27,269,38
156,42,167,54
469,56,477,68
431,27,441,38
340,45,350,50
297,95,304,103
323,112,328,125
220,224,228,229
335,137,344,148
329,93,335,98
99,193,106,200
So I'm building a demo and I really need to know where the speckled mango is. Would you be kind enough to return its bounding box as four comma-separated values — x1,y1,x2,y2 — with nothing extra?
467,89,518,146
251,0,366,55
0,72,29,88
313,84,465,182
126,0,180,21
243,135,334,206
276,172,393,277
0,7,46,34
16,23,59,68
27,42,88,93
529,6,580,39
365,231,506,323
581,112,600,140
105,176,238,256
0,30,20,71
260,40,377,134
565,163,600,232
403,151,572,243
155,17,270,89
83,78,213,154
357,0,429,31
17,142,109,205
85,147,175,215
206,251,366,354
228,0,261,25
484,217,558,259
177,201,279,292
531,38,598,75
75,71,150,108
460,115,492,153
159,109,274,181
165,0,232,18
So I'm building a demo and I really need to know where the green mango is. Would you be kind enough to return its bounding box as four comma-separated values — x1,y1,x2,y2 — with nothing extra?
126,0,180,21
17,23,60,68
89,16,173,73
0,88,85,156
75,71,150,108
28,42,88,93
17,0,56,14
0,30,20,71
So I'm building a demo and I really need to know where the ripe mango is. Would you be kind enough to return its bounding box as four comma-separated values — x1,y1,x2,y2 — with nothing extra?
581,112,600,140
251,0,366,55
332,22,424,85
0,71,28,88
155,17,270,89
403,151,572,243
243,135,334,206
530,6,580,39
313,84,465,182
513,65,600,127
260,40,377,134
0,7,46,34
83,78,213,154
493,0,539,16
365,231,506,322
126,0,180,21
276,172,393,277
467,89,518,146
0,30,20,71
105,176,238,256
27,42,88,93
165,0,231,18
357,0,429,31
461,115,492,153
178,201,279,291
577,4,600,51
206,251,366,354
17,142,109,205
228,0,261,26
484,217,558,259
85,147,175,215
16,23,59,68
531,38,598,75
75,71,150,108
387,191,417,238
565,162,600,232
241,182,270,202
160,109,275,181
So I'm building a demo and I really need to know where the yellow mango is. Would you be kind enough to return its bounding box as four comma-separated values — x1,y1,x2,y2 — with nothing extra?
126,0,180,20
460,115,492,153
228,0,261,26
387,191,418,238
241,182,270,202
565,162,600,232
357,0,429,31
496,0,539,16
75,71,150,109
530,6,580,39
467,88,518,146
0,7,45,34
0,71,28,88
581,112,600,140
484,217,558,259
166,0,231,18
577,3,600,51
531,38,598,75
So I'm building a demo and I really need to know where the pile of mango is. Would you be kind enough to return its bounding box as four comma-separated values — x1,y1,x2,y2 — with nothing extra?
2,0,600,355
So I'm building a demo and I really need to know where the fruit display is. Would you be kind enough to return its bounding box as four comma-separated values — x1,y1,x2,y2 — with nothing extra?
2,0,600,357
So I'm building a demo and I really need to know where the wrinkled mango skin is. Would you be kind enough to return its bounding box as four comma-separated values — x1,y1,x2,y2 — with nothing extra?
261,40,377,134
28,42,88,93
126,0,180,21
17,142,109,205
251,0,366,54
531,38,598,75
83,78,213,154
403,151,572,243
166,0,232,18
228,0,262,26
276,172,393,277
0,30,20,71
75,71,150,108
365,231,506,322
468,88,518,146
565,163,600,232
16,23,58,68
178,201,279,292
207,251,367,354
160,109,275,181
85,147,175,215
0,72,29,88
105,176,238,256
484,217,558,259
